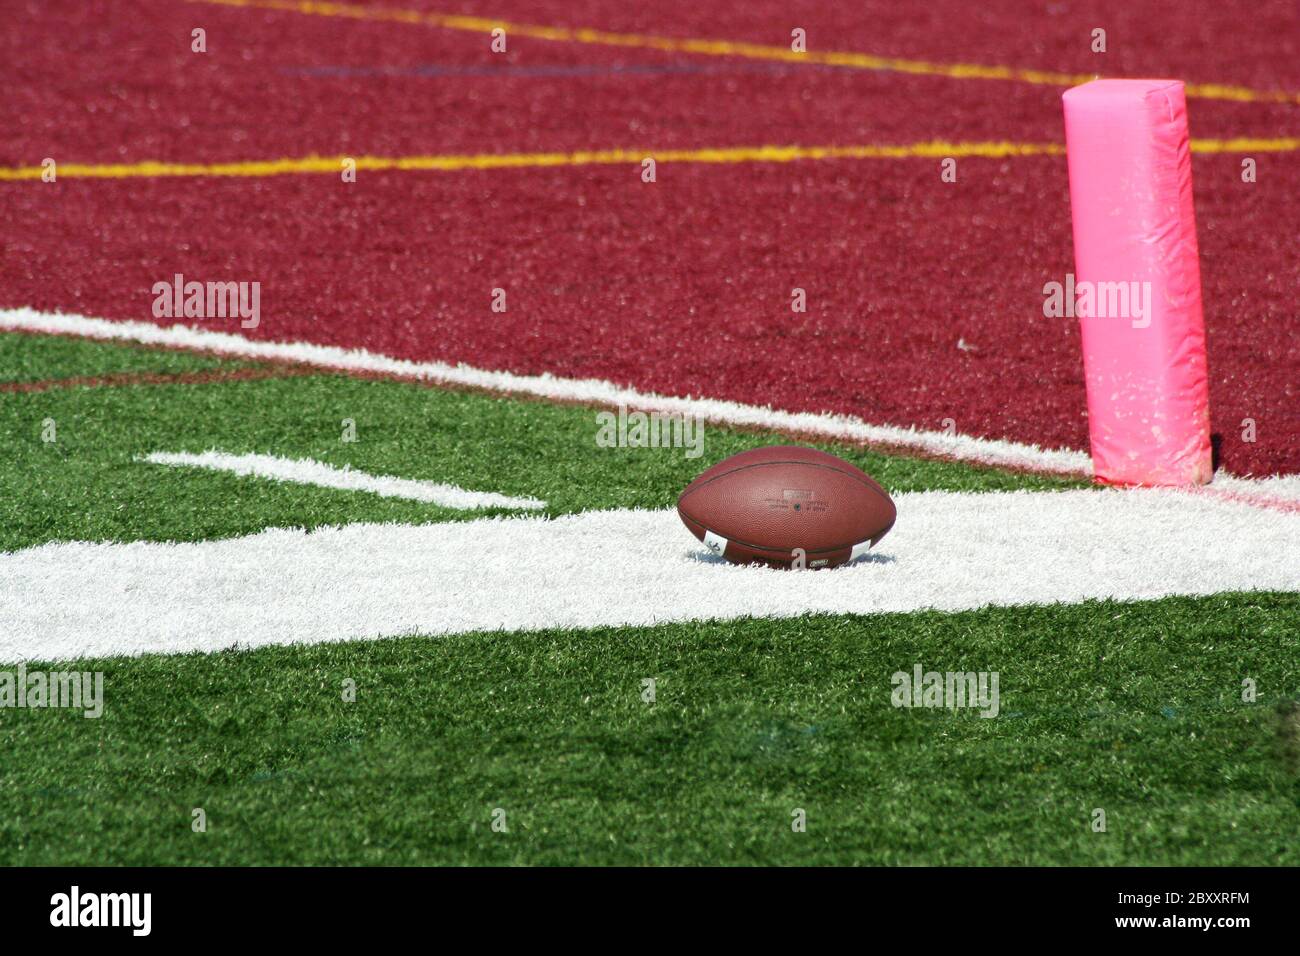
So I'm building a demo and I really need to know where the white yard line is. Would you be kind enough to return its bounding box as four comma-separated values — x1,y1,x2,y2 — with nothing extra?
0,308,1091,476
5,308,1292,504
1197,472,1300,504
140,450,546,510
2,487,1297,662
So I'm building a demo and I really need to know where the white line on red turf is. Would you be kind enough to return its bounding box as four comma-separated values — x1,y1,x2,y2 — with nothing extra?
0,308,1091,477
5,309,1293,503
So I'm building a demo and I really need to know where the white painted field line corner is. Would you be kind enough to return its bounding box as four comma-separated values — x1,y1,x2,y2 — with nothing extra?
0,308,1093,476
140,450,547,510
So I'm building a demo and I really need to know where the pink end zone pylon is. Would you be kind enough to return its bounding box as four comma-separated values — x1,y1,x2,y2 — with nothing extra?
1062,79,1213,487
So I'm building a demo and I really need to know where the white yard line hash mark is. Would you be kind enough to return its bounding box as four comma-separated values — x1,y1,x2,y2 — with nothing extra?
2,487,1297,662
141,450,547,511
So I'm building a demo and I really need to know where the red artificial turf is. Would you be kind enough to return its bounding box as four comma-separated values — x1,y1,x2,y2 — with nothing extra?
2,0,1296,475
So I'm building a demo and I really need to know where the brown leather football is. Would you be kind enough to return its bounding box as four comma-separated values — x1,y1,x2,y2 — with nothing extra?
677,445,896,568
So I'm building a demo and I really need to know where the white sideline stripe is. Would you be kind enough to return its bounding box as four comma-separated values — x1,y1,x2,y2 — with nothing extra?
0,308,1092,476
1203,473,1300,503
2,488,1297,662
140,450,547,510
5,309,1293,495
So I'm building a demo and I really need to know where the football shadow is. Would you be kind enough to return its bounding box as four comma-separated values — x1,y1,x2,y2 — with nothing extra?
686,550,896,567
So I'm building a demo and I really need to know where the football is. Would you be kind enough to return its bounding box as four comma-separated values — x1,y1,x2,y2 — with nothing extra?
676,445,897,568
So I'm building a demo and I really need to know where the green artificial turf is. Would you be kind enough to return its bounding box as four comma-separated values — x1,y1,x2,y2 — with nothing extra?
0,331,1083,552
1,593,1296,865
0,330,236,383
2,331,1295,866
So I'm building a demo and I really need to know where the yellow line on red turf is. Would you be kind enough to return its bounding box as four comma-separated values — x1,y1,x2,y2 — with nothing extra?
185,0,1300,105
0,142,1062,180
1190,136,1300,152
1,137,1294,181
